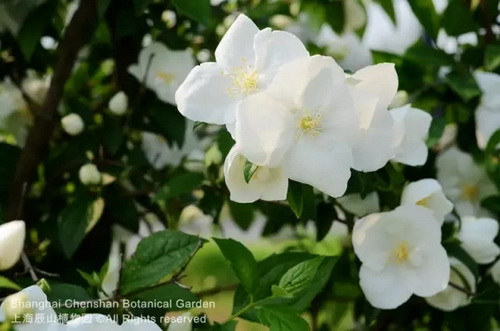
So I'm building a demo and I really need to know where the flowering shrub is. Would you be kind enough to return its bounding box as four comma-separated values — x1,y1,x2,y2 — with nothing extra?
0,0,499,330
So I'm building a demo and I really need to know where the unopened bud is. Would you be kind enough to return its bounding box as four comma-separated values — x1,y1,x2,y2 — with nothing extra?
108,91,128,116
61,113,84,136
0,220,25,270
79,164,101,186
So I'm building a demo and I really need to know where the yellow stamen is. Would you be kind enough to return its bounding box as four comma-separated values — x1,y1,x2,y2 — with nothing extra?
227,68,258,95
461,184,478,201
416,196,432,207
156,71,175,84
391,242,410,264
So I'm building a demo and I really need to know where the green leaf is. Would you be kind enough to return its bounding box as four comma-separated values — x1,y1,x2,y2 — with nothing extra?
97,0,111,18
154,172,204,201
47,284,92,315
446,71,481,101
405,43,454,67
441,0,478,36
172,0,211,26
481,196,500,214
427,116,446,148
232,253,337,321
16,1,56,60
150,103,187,147
258,306,310,331
58,196,95,258
324,1,345,34
211,321,238,331
485,44,500,71
278,257,324,296
407,0,439,39
0,276,21,290
243,159,259,184
486,129,500,154
228,200,255,230
77,270,101,288
213,238,259,295
271,285,292,298
378,0,397,24
315,202,337,242
287,180,304,219
120,230,205,294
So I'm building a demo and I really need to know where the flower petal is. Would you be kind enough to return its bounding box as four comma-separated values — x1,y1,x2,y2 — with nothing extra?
235,92,294,166
285,136,353,198
254,28,309,84
351,63,398,109
175,62,238,125
215,14,259,70
359,264,413,309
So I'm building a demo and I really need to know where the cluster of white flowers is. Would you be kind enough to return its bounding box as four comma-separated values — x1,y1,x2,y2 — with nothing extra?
175,14,431,203
0,286,161,331
352,153,499,310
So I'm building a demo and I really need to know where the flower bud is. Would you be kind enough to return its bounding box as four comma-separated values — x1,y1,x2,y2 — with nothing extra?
79,164,101,186
389,90,409,109
61,113,84,136
0,220,25,270
108,91,128,116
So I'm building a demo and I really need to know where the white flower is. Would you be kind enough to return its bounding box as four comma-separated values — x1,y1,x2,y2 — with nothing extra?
458,216,500,264
224,146,288,203
100,237,122,298
363,0,422,55
128,42,195,105
61,113,84,136
347,63,400,172
401,179,453,224
79,163,101,186
315,25,372,71
336,192,379,217
425,258,475,311
0,285,59,330
390,105,432,166
0,220,25,270
179,205,213,238
235,55,358,197
175,14,309,132
352,205,450,309
437,30,477,54
108,91,128,115
22,72,50,106
473,71,500,149
436,147,496,217
141,122,202,170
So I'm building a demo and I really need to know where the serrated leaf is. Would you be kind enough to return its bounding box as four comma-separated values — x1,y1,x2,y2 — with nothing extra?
287,180,304,219
213,238,259,295
278,257,324,296
271,285,292,298
243,159,259,184
120,231,205,294
258,306,310,331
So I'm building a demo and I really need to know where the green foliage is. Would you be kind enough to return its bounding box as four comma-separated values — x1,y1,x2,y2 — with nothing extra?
120,230,205,294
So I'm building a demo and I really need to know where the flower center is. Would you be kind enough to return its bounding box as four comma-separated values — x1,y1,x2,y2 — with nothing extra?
461,184,478,201
227,68,258,96
294,108,323,139
416,195,432,207
391,242,410,264
253,167,271,182
156,71,175,84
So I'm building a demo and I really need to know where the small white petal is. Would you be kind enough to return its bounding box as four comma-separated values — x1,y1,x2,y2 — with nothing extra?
0,220,25,270
175,62,237,125
215,14,259,70
351,63,399,109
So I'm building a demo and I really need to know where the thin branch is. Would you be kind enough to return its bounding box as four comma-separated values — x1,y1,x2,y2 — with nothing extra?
6,0,98,221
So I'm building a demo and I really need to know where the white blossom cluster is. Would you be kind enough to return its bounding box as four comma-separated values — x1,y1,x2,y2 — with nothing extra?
175,14,431,203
